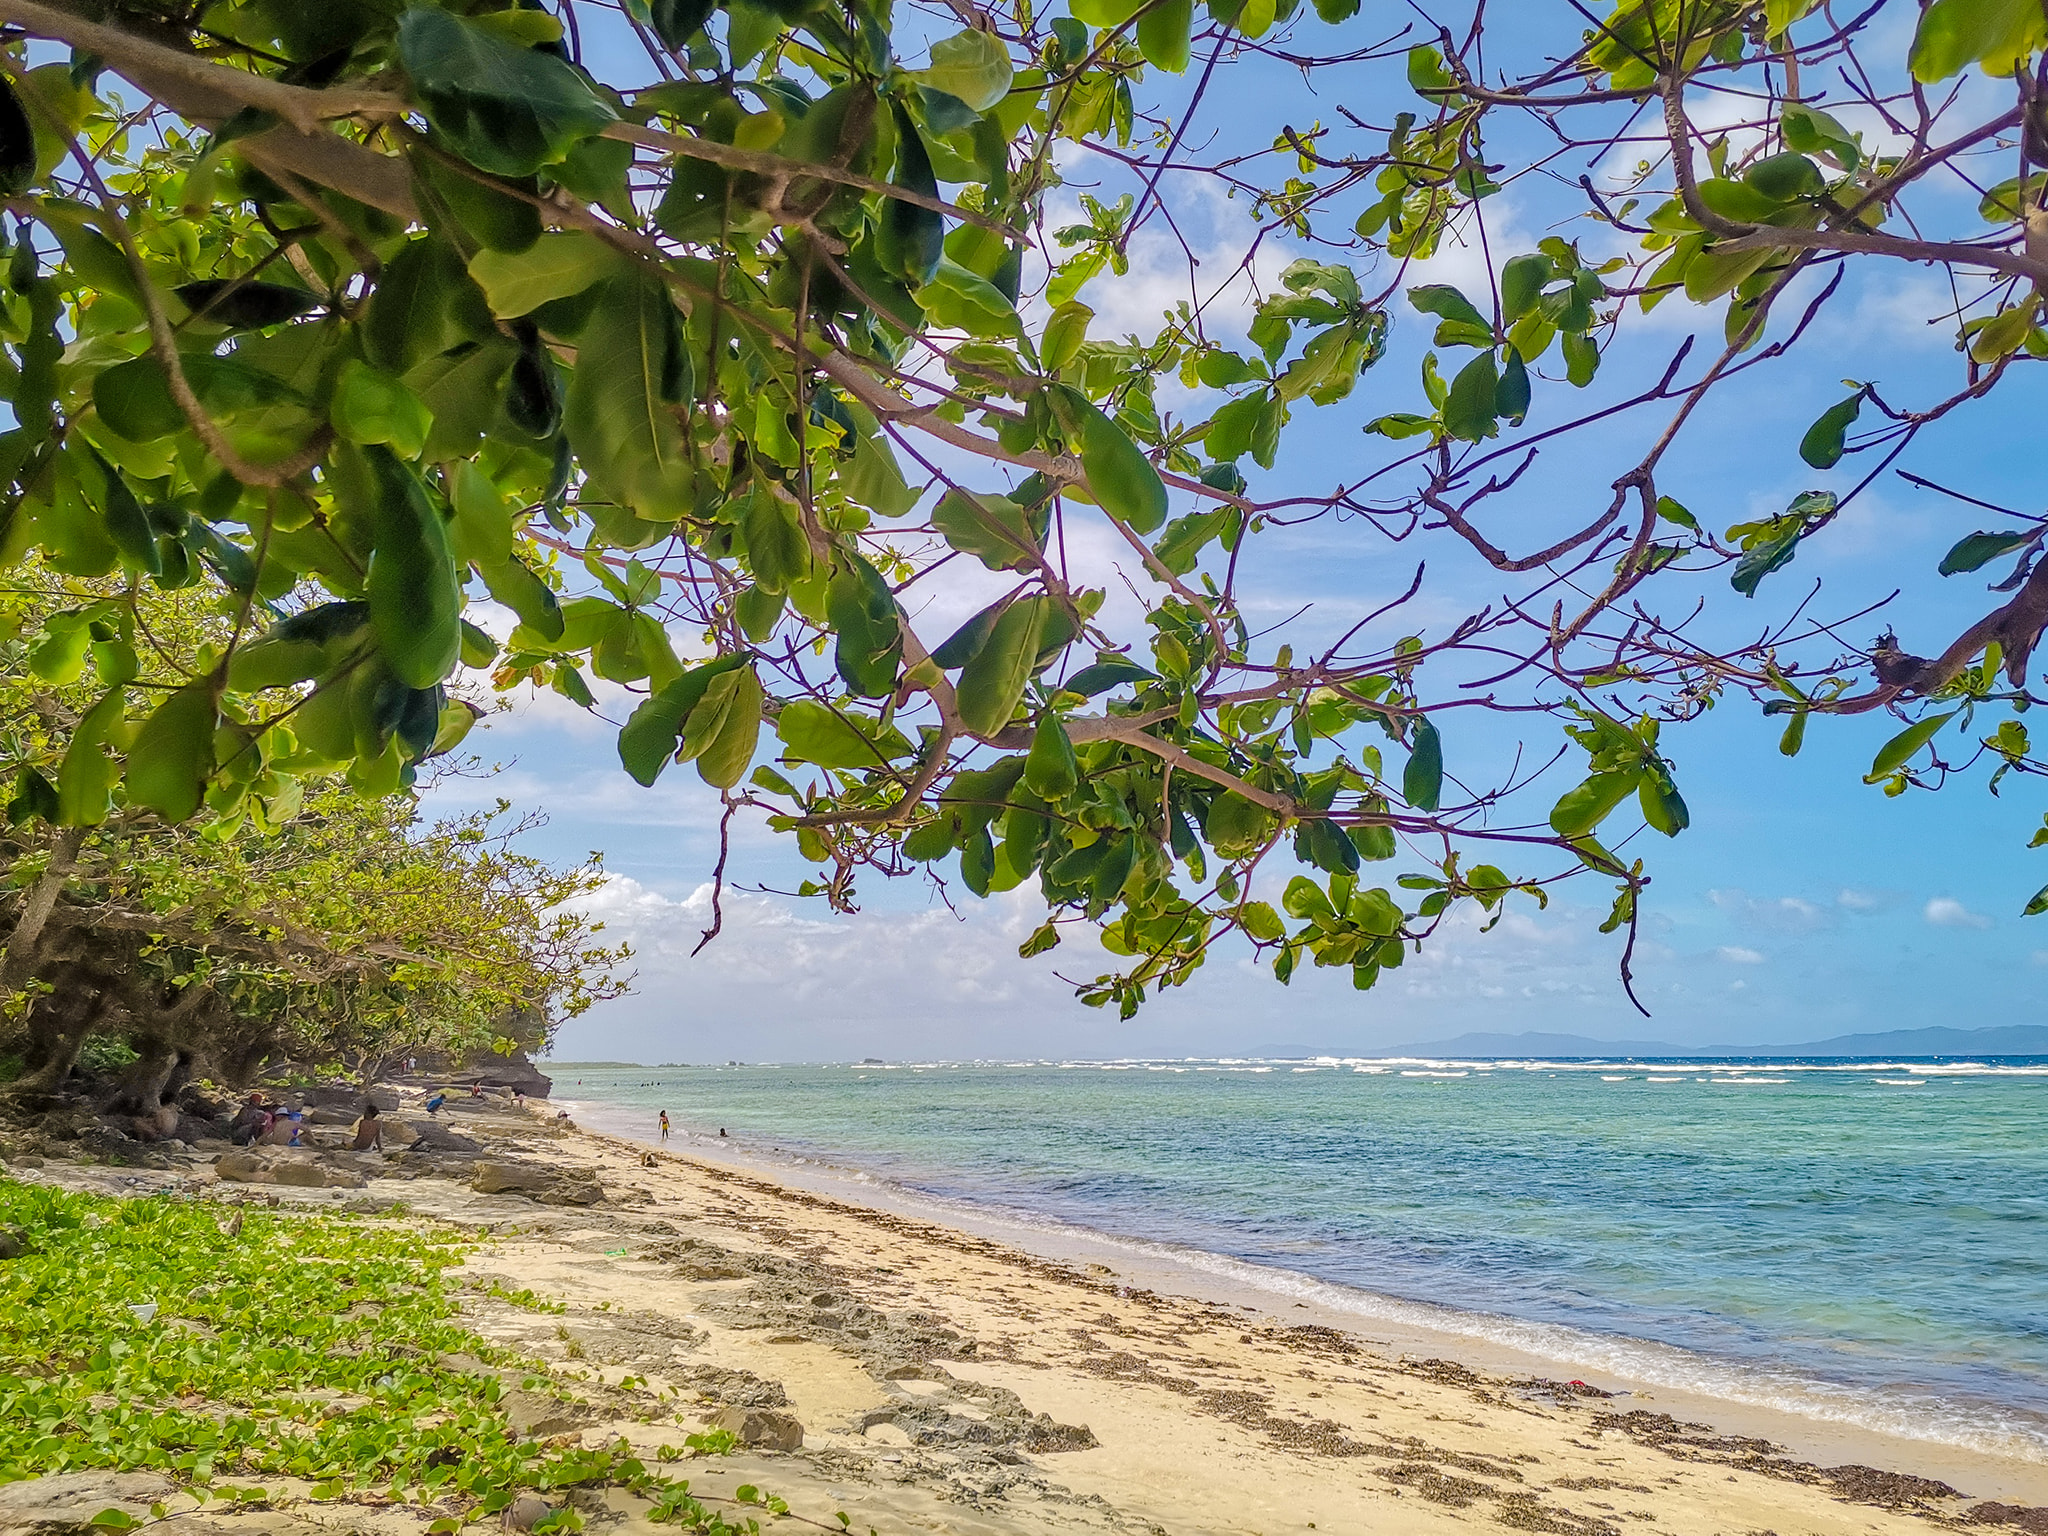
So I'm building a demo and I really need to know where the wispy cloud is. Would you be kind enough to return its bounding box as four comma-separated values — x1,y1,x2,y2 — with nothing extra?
1923,896,1992,930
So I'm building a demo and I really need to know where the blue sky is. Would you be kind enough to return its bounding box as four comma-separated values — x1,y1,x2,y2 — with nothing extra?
426,1,2048,1062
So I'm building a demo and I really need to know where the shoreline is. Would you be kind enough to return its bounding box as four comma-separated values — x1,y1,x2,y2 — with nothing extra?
15,1083,2046,1534
561,1092,2048,1501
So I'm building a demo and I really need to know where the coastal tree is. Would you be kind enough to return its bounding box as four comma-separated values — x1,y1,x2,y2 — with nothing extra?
0,568,630,1103
0,0,2042,1017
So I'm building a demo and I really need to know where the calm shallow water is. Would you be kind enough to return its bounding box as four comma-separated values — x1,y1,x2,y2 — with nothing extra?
552,1056,2048,1458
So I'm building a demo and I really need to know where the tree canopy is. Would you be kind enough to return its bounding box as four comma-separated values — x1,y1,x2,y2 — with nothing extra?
0,0,2042,1018
1,566,629,1098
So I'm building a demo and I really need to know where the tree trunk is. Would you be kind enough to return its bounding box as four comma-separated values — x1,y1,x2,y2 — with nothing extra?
102,1036,180,1114
8,995,108,1098
0,827,86,998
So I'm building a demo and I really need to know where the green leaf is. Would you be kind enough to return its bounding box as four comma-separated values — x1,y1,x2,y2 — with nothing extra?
910,29,1014,112
1780,101,1860,170
1062,656,1157,696
330,360,433,459
468,232,619,318
683,665,763,788
414,151,544,253
741,490,811,593
1152,506,1234,575
1778,709,1808,757
479,554,564,641
1137,0,1193,71
617,658,748,784
1023,713,1079,798
878,105,945,286
1798,388,1863,469
364,446,462,688
1494,346,1530,425
89,451,159,575
1204,791,1275,858
956,595,1049,736
2024,882,2048,917
776,698,915,769
1729,524,1805,597
1637,760,1689,837
175,279,319,330
826,555,902,697
1744,152,1824,202
1441,351,1498,442
92,355,184,442
450,460,515,565
365,237,492,374
1909,0,2048,80
1562,330,1599,386
1239,900,1285,942
1050,386,1168,534
1499,254,1553,321
0,77,34,195
56,688,124,827
931,595,1007,670
1939,529,2037,576
1407,284,1490,340
1867,710,1956,780
563,276,697,521
1402,713,1442,812
1041,302,1093,372
127,681,218,822
397,7,618,177
930,488,1044,571
1548,770,1638,837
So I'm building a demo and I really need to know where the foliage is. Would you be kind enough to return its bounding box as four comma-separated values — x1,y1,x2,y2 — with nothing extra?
0,1180,829,1530
0,567,628,1091
0,0,2042,1017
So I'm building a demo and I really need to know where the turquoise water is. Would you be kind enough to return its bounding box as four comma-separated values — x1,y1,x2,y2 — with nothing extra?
552,1056,2048,1458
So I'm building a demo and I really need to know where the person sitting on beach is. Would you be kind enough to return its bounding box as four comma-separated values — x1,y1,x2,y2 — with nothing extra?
228,1092,273,1147
659,1110,670,1142
258,1106,300,1146
470,1082,484,1099
424,1091,446,1116
348,1102,383,1151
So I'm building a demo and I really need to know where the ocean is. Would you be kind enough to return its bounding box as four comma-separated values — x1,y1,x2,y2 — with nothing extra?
549,1055,2048,1461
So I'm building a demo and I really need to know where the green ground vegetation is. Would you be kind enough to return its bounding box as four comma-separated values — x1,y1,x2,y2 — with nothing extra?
0,1178,817,1532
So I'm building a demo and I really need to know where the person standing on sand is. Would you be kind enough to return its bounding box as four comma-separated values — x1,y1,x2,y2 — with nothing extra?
659,1110,670,1142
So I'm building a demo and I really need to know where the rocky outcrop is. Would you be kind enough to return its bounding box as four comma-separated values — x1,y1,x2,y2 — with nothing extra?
706,1406,804,1451
471,1160,603,1206
0,1472,174,1534
213,1149,366,1189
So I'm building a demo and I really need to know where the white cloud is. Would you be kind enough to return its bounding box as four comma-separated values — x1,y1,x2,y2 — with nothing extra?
1715,946,1766,965
1706,888,1832,932
1837,888,1884,912
1923,897,1992,930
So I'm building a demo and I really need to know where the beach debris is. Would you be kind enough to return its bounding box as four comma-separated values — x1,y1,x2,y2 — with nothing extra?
707,1406,804,1451
1967,1501,2048,1533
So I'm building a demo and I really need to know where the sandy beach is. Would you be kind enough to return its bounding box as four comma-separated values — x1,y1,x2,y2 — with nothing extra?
13,1089,2048,1536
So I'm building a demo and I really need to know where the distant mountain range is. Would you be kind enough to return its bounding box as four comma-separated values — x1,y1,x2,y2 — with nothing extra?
1342,1024,2048,1060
